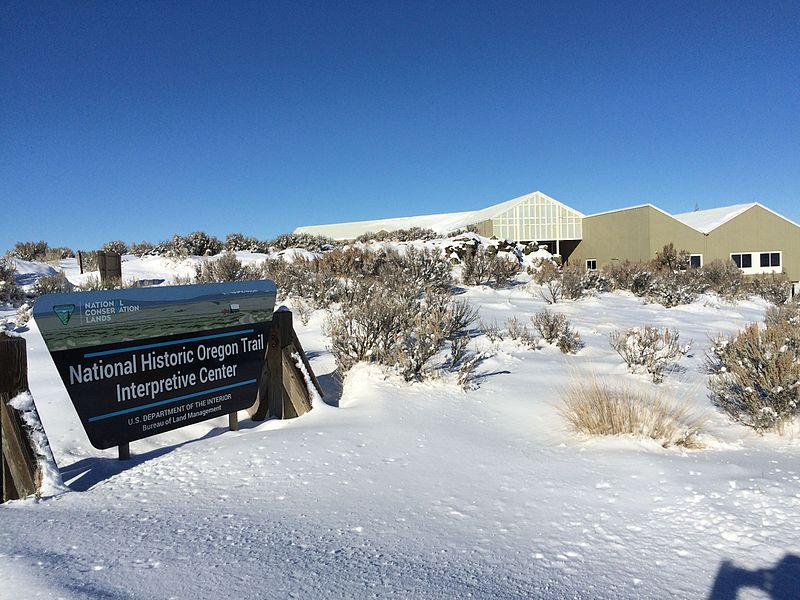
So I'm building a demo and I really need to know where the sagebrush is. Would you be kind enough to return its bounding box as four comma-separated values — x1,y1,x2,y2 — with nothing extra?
706,321,800,432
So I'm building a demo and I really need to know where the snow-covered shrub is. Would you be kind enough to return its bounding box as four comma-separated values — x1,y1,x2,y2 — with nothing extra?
32,272,73,296
12,241,49,261
560,265,610,300
78,275,120,291
15,303,32,328
224,232,270,253
100,240,128,254
196,252,259,283
318,246,387,278
461,247,518,287
129,241,157,256
561,265,585,300
43,246,75,262
630,269,654,297
765,300,800,327
556,325,583,354
355,227,437,243
269,232,335,252
581,269,612,295
528,258,558,284
748,273,792,305
706,321,800,432
561,378,704,448
539,277,563,304
504,316,538,349
527,259,562,303
532,309,566,343
172,231,223,256
386,246,452,292
479,318,504,343
652,243,690,271
644,270,699,307
609,326,686,383
531,309,581,353
700,259,745,301
0,256,23,305
599,260,637,291
325,278,475,381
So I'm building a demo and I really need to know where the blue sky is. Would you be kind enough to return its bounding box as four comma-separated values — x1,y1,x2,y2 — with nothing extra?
2,1,798,251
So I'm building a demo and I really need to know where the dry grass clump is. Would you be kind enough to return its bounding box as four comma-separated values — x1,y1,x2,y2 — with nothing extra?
561,378,705,448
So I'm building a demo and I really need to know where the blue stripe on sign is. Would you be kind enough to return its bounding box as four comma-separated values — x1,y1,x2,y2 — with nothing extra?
87,378,258,422
83,329,255,358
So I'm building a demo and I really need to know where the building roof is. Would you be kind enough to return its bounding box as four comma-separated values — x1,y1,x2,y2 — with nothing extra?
672,203,756,234
293,210,478,240
293,190,580,240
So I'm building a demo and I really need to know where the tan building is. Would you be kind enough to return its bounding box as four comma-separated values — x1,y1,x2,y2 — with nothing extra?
569,203,800,282
294,191,800,283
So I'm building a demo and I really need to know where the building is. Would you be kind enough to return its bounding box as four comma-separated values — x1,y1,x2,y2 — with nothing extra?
294,191,800,283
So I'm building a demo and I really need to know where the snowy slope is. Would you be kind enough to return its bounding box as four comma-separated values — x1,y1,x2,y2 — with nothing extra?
2,255,799,599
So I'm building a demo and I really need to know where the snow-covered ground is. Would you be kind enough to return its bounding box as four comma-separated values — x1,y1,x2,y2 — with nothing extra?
2,252,799,599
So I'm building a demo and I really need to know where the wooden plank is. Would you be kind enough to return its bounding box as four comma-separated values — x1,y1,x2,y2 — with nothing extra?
249,310,321,422
288,330,323,397
1,335,39,502
281,346,312,416
250,312,291,421
1,395,39,500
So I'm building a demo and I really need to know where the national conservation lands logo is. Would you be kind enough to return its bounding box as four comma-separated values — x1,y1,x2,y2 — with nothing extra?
53,304,76,325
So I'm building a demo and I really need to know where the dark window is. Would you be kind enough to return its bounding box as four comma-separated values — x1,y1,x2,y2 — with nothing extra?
586,259,597,271
690,255,702,269
761,253,770,267
771,253,781,267
741,253,752,268
732,254,742,268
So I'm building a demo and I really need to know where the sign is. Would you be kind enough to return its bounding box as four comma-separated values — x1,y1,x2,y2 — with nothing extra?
34,281,276,449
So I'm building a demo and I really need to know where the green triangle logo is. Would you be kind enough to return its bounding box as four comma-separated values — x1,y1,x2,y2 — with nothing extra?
53,304,75,325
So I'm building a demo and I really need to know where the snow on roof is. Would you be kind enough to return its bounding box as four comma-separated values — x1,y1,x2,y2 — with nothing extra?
293,209,479,240
672,203,756,234
293,191,584,240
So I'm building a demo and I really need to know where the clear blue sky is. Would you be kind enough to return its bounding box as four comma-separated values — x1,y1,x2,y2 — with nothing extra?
2,1,798,251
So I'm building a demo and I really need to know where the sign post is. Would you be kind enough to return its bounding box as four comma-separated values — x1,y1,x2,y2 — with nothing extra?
34,281,276,455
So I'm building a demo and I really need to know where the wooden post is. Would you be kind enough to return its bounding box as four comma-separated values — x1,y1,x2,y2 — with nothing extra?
77,250,84,274
118,443,130,461
250,311,292,421
1,335,38,502
228,412,238,431
97,251,122,284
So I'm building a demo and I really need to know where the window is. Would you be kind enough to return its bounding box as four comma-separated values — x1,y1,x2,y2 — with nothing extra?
731,253,752,268
760,252,781,267
689,254,702,269
586,259,597,271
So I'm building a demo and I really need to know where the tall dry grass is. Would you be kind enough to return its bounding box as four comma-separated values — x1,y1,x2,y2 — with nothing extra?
561,377,705,448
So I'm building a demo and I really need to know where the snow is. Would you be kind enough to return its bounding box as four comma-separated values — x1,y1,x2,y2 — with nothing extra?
2,252,799,599
293,209,479,240
672,204,756,234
